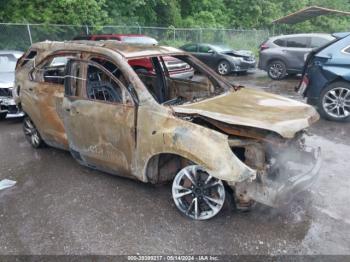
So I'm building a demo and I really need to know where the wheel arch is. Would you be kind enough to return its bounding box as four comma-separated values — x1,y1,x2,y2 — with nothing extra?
145,153,196,184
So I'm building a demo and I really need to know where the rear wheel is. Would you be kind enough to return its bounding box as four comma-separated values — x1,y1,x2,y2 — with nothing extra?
23,116,45,148
267,60,286,80
172,165,225,220
318,81,350,121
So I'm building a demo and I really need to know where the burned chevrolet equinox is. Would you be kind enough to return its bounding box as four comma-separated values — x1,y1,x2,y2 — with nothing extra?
14,41,321,220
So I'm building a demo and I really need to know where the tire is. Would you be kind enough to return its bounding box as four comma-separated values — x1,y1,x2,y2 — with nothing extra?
23,116,45,148
267,60,287,80
0,111,7,120
172,165,226,220
318,81,350,122
217,60,231,76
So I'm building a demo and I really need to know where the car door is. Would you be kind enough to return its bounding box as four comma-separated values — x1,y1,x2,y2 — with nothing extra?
28,53,79,149
284,36,312,71
62,59,136,176
195,44,217,68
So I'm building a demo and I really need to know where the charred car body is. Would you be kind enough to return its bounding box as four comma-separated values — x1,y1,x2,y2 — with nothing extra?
14,41,321,220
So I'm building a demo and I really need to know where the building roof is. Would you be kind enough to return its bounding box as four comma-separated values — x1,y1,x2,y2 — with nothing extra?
273,6,350,24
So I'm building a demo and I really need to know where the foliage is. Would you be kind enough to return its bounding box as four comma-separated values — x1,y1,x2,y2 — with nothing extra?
0,0,350,33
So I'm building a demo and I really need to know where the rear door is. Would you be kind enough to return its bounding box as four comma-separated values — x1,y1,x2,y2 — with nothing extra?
28,52,79,149
284,36,312,71
62,59,136,176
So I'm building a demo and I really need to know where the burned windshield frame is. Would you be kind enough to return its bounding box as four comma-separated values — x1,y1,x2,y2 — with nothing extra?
173,54,232,92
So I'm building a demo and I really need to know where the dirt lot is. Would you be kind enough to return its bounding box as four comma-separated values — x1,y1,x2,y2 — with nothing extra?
0,70,349,255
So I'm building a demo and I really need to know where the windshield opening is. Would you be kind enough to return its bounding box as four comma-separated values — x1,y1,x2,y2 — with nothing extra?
0,54,17,73
128,54,233,106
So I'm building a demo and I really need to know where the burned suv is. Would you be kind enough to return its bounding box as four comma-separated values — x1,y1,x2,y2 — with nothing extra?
14,41,321,220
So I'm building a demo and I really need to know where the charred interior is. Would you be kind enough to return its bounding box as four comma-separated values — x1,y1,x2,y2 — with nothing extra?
129,55,232,105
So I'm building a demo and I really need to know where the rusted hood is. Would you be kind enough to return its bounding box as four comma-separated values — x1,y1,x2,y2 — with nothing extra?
173,88,319,138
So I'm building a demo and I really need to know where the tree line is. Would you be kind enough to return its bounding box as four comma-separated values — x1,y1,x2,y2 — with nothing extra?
0,0,350,33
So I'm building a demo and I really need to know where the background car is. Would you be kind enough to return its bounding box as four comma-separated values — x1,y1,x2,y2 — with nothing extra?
0,50,24,119
180,43,256,75
298,33,350,122
259,33,335,80
73,34,194,79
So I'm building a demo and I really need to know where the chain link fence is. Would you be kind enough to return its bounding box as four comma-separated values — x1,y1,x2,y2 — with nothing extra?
0,23,269,53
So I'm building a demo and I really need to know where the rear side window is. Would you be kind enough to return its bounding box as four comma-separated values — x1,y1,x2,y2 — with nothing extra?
21,50,37,67
310,37,332,48
31,54,78,84
273,39,285,47
343,46,350,54
286,37,309,48
183,44,197,52
198,45,211,53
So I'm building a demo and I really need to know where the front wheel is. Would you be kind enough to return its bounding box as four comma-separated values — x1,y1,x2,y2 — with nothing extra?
267,60,286,80
217,60,231,75
318,81,350,121
23,116,45,148
172,165,225,220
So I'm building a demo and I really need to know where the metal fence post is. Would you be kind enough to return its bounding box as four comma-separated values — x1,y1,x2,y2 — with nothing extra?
85,25,89,35
26,24,33,44
173,28,176,42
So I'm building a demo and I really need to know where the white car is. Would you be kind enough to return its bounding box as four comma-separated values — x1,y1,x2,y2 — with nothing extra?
0,50,24,119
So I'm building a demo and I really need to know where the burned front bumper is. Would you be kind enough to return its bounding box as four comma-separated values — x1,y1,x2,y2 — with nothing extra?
234,146,321,208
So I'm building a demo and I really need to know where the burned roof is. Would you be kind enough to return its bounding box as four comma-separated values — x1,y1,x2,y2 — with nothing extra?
273,6,350,24
31,40,183,59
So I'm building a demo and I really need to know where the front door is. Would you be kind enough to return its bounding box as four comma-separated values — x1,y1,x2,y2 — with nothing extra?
62,59,136,176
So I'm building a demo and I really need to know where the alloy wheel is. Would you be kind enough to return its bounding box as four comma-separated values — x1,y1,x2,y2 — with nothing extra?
217,61,229,75
269,63,283,79
172,165,225,220
23,117,42,148
322,87,350,119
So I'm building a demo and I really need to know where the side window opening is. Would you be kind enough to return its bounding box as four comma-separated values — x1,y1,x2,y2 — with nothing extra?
65,59,134,105
199,45,211,53
89,57,134,104
20,50,37,67
32,54,77,84
183,44,197,52
286,37,309,48
342,45,350,54
273,39,285,47
86,64,122,103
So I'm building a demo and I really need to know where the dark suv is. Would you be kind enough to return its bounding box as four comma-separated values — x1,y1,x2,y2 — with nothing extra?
259,33,335,80
297,33,350,121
